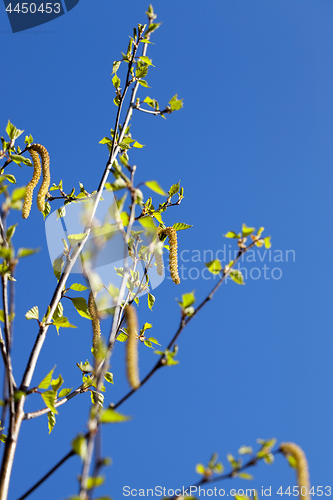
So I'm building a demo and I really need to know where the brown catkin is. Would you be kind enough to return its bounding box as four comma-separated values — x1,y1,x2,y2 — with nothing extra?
22,148,42,219
33,144,50,212
88,291,101,351
164,227,180,285
125,305,140,390
280,443,311,500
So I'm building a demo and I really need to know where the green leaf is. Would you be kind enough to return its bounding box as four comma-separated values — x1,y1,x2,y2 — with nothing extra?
6,224,17,241
0,311,4,323
6,121,24,140
67,233,87,246
205,260,222,275
139,56,154,66
0,434,7,443
24,134,33,145
195,464,206,475
70,297,92,320
52,316,77,329
11,186,26,202
58,388,72,398
116,332,128,342
17,247,40,258
143,96,159,110
3,174,16,184
100,408,131,423
145,180,167,196
286,455,298,468
169,94,183,111
72,434,87,460
53,256,64,280
224,231,241,239
104,372,114,384
99,137,113,146
264,236,271,249
112,60,120,74
147,337,160,346
242,224,255,237
238,472,254,480
138,79,150,88
181,292,195,308
168,182,180,197
51,374,64,392
69,283,89,292
41,390,58,414
132,141,144,148
56,206,66,219
112,74,120,89
43,201,51,219
38,367,55,389
77,360,94,373
144,22,161,36
48,411,56,434
148,293,155,311
173,222,192,231
229,269,245,285
25,306,39,321
86,476,105,490
9,154,32,166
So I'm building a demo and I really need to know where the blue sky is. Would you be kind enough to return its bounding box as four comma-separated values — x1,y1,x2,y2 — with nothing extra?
1,0,333,499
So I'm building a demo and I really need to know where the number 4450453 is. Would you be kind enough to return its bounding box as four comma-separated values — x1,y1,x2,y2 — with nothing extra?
6,3,61,14
277,486,331,496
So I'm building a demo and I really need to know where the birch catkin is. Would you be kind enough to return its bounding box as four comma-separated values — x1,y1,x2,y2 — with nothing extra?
154,248,164,276
22,148,42,219
88,291,101,351
125,305,140,390
164,227,180,285
34,144,50,213
22,144,51,218
280,442,311,500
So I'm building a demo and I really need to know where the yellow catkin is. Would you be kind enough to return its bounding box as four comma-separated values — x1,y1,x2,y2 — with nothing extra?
22,148,42,219
33,144,50,212
88,291,101,352
125,305,140,390
154,248,164,276
164,227,180,285
280,442,311,500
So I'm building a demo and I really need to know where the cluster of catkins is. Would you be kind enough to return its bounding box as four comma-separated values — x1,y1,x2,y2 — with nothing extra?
155,226,180,285
22,144,50,219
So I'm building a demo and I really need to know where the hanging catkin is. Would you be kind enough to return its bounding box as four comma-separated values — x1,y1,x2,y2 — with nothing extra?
34,144,50,213
280,442,311,500
164,227,180,285
154,247,164,276
125,305,140,390
88,291,101,352
22,147,42,219
22,144,50,218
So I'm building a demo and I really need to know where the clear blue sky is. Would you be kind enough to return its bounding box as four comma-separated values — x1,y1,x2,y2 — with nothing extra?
1,0,333,499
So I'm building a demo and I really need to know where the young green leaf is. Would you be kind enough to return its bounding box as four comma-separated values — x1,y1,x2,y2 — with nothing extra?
104,372,114,384
224,231,241,239
70,297,92,320
72,434,88,461
25,306,39,321
48,411,56,434
100,408,131,423
229,269,245,285
148,293,155,311
168,94,183,111
145,180,167,196
51,374,64,392
242,224,255,237
17,247,40,258
38,366,56,389
205,260,222,275
173,223,192,231
58,388,72,398
41,390,58,414
69,283,89,292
